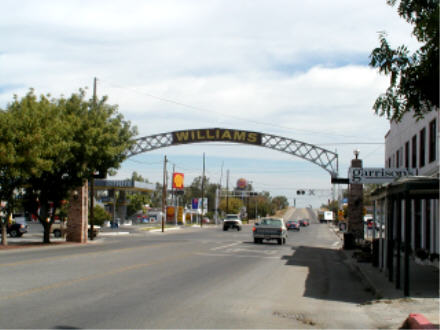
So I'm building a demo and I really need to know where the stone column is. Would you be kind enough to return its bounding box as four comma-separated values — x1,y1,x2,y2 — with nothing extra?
67,181,88,243
348,158,364,240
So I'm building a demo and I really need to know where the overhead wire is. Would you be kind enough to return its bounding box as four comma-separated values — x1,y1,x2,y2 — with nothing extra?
100,79,381,141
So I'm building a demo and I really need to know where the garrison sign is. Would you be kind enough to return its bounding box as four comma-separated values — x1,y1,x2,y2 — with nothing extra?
171,128,262,146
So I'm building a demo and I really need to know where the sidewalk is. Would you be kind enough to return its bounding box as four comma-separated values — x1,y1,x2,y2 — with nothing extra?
330,225,439,327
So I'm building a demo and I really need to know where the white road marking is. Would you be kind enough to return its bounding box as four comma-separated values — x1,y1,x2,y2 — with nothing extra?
211,241,242,251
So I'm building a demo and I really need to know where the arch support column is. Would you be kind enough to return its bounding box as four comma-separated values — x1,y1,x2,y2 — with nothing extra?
67,182,88,243
348,158,364,240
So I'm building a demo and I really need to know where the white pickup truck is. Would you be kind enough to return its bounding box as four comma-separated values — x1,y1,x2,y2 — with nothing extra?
222,214,242,231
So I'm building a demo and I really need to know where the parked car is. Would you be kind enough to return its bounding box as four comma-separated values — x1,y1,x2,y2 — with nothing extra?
299,219,310,226
13,213,29,225
7,223,28,237
252,217,287,245
202,217,210,224
223,214,242,231
51,221,101,238
286,220,300,231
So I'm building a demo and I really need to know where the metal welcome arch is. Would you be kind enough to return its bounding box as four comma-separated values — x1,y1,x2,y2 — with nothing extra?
128,128,338,177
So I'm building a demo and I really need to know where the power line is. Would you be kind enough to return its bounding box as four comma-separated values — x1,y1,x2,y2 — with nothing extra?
100,79,375,140
315,142,384,146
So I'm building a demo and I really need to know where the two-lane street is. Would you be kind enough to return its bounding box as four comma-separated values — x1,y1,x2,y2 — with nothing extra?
1,214,384,329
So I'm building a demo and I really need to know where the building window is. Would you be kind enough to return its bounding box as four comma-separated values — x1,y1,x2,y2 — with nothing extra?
388,157,391,168
420,128,426,168
429,119,437,163
396,150,400,167
412,135,417,168
405,141,409,168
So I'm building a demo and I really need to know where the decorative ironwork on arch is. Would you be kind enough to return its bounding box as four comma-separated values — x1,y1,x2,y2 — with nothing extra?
128,128,338,177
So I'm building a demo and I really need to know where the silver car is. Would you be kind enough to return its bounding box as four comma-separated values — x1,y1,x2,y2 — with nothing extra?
252,217,287,245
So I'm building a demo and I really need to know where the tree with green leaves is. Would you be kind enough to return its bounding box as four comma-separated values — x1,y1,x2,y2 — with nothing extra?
369,0,439,121
126,193,150,217
4,89,136,243
0,97,68,245
271,196,289,211
90,205,111,227
219,197,243,214
255,191,275,217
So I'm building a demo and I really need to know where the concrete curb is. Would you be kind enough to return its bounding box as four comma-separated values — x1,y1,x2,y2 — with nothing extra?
100,232,130,236
349,261,383,299
149,227,182,233
401,313,437,329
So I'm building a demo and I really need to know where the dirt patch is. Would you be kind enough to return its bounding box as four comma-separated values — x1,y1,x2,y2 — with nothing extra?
273,311,317,326
360,297,414,306
274,209,288,218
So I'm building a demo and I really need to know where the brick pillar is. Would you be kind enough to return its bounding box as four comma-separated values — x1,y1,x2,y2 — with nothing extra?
67,182,88,243
348,159,364,240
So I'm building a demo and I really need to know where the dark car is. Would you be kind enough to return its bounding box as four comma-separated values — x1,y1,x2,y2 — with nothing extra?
286,220,300,231
299,219,310,227
253,217,287,245
7,223,28,237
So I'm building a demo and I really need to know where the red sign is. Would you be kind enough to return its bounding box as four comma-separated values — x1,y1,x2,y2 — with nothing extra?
172,173,184,189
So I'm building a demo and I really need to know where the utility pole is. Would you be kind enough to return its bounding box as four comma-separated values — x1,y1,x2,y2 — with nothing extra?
226,170,229,214
215,162,224,225
161,155,167,232
173,164,177,226
226,170,230,214
90,77,97,240
215,187,219,225
201,153,205,228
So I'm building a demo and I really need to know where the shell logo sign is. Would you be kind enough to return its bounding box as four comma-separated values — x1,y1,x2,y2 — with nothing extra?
172,172,184,189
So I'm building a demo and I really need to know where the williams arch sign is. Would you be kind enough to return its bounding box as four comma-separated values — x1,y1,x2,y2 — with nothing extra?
128,128,338,177
172,128,262,145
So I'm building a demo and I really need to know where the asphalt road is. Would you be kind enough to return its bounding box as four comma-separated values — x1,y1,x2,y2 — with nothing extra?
1,210,386,329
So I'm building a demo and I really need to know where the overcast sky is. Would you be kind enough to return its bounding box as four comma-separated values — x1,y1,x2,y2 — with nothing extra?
1,0,418,207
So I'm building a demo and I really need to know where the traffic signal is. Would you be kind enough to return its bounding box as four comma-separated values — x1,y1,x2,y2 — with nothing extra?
296,190,305,195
